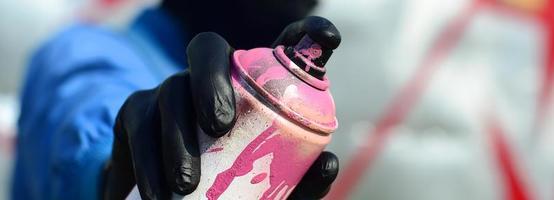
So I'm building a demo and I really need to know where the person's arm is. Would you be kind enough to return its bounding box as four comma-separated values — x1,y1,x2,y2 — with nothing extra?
16,25,159,200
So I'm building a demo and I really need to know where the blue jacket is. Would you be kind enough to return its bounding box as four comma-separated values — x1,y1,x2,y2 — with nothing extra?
12,8,187,200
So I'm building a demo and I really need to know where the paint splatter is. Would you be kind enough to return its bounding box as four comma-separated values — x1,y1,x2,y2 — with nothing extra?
205,122,312,200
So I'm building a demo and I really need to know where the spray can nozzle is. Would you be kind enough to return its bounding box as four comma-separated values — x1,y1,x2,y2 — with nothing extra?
284,35,334,80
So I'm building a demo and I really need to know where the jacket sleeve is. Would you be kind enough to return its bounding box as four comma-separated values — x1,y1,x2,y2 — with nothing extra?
15,25,160,200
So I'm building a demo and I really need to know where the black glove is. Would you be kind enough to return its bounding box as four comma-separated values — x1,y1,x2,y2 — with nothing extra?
103,16,341,200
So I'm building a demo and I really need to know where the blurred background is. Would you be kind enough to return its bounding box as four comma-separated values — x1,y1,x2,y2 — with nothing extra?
0,0,553,199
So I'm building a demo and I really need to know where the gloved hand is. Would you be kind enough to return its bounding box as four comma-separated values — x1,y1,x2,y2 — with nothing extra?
103,16,341,200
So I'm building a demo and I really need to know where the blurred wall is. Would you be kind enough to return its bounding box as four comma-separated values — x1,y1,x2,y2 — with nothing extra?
0,0,553,200
317,0,554,199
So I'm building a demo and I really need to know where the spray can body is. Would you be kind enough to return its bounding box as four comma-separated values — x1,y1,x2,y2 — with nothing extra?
128,36,337,200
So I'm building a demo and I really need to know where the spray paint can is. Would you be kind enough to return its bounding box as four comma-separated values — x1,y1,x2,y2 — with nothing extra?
127,35,338,200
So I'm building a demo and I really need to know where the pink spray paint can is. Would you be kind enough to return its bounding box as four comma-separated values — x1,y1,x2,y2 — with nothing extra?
127,35,338,200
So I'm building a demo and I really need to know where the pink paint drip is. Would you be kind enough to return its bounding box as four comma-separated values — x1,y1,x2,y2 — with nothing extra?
206,122,312,200
250,173,268,184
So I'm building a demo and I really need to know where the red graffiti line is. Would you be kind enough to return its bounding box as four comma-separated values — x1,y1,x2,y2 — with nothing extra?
487,116,533,200
326,2,483,199
481,1,553,199
536,0,554,133
483,0,554,135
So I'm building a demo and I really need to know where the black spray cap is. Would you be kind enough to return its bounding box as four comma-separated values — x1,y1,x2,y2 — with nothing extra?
284,35,334,80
